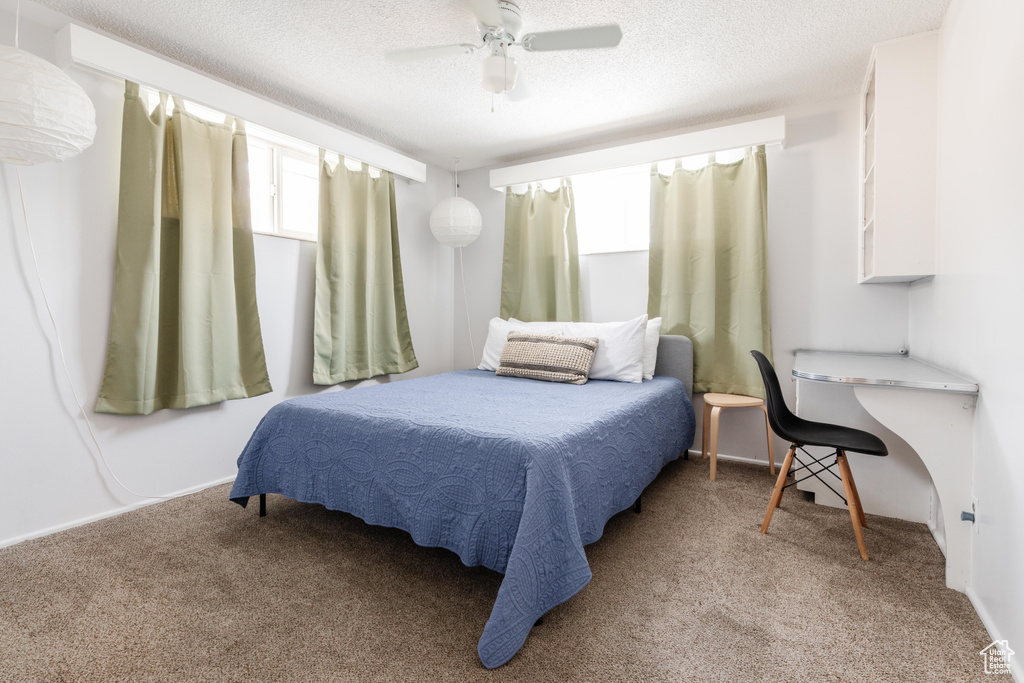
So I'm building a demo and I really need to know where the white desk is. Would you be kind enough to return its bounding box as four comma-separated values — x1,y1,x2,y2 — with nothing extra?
792,352,978,591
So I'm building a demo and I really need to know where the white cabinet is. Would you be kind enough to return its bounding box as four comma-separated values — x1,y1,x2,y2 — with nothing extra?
858,33,938,283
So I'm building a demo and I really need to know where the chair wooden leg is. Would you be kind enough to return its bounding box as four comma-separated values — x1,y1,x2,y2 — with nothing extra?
708,406,722,481
837,453,869,561
839,450,868,528
761,445,795,533
775,446,790,509
761,405,775,475
701,400,711,460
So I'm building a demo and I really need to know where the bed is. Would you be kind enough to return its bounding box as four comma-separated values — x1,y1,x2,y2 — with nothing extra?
230,335,696,668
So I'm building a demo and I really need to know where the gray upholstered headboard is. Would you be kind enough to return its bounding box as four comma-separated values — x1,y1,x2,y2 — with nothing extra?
654,334,694,398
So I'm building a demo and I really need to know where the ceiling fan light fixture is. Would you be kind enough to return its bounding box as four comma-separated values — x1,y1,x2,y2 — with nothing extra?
385,0,623,103
479,54,518,94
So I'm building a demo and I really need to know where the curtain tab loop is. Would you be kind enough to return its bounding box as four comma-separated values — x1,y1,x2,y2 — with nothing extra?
171,96,187,117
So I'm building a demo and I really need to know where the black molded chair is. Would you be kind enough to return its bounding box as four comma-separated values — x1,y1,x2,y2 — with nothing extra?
750,350,888,560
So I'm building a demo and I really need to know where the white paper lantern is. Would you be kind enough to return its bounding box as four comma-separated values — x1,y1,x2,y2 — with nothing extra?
0,45,97,166
430,196,483,248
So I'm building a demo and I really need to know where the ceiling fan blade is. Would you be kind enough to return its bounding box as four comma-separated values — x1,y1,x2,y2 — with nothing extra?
387,43,478,63
470,0,504,28
506,69,529,101
521,24,622,52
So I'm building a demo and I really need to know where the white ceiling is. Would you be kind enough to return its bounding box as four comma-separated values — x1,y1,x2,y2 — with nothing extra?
24,0,950,170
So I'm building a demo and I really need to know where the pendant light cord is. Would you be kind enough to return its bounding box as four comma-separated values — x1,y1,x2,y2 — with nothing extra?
14,168,170,500
458,245,476,364
451,158,476,364
15,0,20,48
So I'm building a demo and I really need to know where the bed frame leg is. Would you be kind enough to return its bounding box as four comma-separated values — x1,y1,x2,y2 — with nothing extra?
259,493,266,517
634,495,642,514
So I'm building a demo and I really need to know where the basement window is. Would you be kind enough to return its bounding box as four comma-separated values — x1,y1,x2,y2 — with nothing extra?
247,130,382,242
572,164,650,255
141,88,379,243
245,126,320,242
572,148,748,255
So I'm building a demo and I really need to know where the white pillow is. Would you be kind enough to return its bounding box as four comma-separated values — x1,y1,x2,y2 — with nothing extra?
543,315,648,384
643,317,662,380
478,317,566,371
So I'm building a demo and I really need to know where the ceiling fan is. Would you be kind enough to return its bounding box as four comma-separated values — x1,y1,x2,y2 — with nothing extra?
386,0,622,100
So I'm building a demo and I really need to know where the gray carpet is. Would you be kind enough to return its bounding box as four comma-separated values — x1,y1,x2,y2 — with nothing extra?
0,458,991,682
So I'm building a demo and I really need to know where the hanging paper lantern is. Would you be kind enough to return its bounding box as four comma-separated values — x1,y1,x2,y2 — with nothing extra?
0,45,97,166
430,196,483,248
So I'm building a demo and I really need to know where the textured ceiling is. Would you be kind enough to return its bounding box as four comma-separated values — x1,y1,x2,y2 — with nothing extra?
25,0,950,170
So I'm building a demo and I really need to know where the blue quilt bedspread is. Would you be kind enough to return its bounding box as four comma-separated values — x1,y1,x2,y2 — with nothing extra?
230,369,695,668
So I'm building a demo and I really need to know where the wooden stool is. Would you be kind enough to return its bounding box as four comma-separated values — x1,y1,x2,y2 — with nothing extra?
701,393,775,481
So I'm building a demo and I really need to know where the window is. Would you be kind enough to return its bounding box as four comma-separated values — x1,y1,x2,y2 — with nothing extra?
279,152,319,237
245,126,320,241
245,127,381,241
247,137,275,235
141,87,380,243
572,165,650,255
572,148,748,255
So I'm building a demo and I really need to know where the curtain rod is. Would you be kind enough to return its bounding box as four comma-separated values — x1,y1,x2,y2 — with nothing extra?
55,24,427,183
489,116,786,191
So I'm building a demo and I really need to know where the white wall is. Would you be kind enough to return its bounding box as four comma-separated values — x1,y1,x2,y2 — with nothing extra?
908,0,1024,672
0,11,453,546
456,97,912,479
3,0,1016,665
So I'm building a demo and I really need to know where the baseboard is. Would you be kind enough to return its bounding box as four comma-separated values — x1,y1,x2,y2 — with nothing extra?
2,454,770,546
967,587,1023,682
0,474,236,549
685,448,777,468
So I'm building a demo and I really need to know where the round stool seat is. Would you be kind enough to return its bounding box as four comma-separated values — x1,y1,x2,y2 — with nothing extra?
703,393,764,408
701,393,775,481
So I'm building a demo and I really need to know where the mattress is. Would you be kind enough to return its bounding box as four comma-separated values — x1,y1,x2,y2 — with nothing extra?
230,369,695,667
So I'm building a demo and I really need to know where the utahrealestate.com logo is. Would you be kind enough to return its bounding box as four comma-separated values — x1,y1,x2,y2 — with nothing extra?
980,640,1015,675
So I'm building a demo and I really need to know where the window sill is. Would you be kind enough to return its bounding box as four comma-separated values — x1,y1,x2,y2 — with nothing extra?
253,230,317,244
580,248,649,257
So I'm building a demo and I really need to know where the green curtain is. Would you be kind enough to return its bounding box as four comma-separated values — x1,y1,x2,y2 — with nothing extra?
96,83,271,415
313,150,418,384
648,146,773,398
500,180,581,322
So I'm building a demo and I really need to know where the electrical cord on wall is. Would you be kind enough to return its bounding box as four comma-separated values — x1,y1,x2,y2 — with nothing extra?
14,168,170,500
458,245,476,363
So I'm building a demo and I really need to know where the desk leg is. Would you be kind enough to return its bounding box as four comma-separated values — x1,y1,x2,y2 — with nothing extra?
854,386,975,592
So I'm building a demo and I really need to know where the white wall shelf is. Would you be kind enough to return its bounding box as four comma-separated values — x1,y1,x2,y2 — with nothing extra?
858,33,938,284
